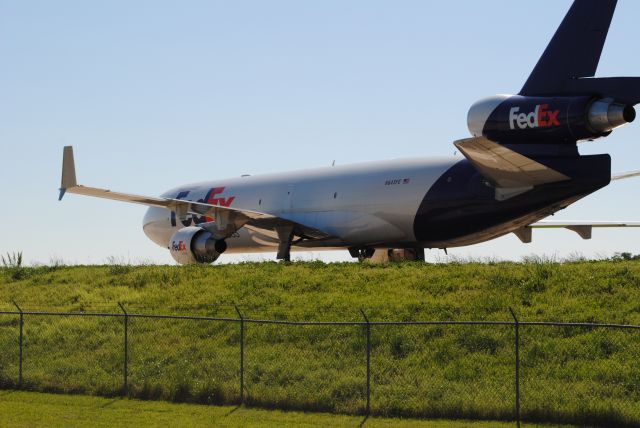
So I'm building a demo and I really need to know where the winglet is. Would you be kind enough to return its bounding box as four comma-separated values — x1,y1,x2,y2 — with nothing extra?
59,146,77,200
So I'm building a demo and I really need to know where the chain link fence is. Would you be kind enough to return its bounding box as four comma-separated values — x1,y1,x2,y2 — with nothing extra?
370,322,515,420
1,305,639,426
520,323,640,426
245,321,366,413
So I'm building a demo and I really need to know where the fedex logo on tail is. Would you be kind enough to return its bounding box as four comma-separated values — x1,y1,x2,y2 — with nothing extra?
509,104,560,130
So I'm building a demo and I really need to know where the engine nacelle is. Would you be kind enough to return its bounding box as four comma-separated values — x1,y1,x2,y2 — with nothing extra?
468,95,635,143
169,226,228,265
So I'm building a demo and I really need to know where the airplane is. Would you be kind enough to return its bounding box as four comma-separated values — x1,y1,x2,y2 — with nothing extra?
60,0,640,264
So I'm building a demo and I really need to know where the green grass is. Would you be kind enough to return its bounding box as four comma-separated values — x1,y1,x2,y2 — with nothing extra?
1,261,640,426
3,260,640,323
0,390,569,427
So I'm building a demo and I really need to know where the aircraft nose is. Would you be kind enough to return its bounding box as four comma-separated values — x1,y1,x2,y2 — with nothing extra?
143,207,171,247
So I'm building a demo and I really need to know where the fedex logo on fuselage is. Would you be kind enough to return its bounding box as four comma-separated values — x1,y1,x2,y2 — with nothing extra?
170,187,236,227
509,104,560,130
204,187,235,207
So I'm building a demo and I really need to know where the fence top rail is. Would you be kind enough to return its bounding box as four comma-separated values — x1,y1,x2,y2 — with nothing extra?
1,309,640,329
520,321,640,330
0,310,239,323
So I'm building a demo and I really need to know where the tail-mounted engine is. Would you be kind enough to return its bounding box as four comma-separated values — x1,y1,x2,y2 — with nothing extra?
468,95,635,144
169,226,228,265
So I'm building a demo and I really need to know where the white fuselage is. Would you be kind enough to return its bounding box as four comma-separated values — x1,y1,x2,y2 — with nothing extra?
143,157,459,253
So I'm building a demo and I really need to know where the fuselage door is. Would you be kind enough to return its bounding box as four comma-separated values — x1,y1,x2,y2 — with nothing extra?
284,184,294,213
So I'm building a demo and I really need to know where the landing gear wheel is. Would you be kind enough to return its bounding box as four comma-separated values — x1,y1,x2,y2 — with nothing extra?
388,248,426,262
349,247,376,262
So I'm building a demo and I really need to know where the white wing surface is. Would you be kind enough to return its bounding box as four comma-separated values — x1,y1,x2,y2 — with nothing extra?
513,221,640,242
612,170,640,181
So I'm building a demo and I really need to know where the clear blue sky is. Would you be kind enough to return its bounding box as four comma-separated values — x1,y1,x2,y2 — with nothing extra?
1,0,639,265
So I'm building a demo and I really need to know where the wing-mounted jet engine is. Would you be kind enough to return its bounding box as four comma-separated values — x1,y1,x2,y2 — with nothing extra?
169,226,228,264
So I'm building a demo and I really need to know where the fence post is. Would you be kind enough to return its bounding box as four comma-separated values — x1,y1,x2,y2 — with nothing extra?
12,300,23,388
360,309,371,415
118,303,128,397
235,306,244,404
509,307,521,428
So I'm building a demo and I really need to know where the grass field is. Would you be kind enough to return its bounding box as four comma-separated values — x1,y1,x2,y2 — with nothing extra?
0,390,571,427
1,260,640,426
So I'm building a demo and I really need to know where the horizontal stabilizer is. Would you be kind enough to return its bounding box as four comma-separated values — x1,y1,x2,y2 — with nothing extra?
454,137,570,189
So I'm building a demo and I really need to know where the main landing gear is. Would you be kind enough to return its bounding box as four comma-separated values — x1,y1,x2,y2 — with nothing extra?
348,247,376,262
349,247,426,263
275,225,295,262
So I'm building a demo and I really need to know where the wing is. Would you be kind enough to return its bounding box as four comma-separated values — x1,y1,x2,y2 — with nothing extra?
58,146,332,241
532,221,640,228
513,220,640,243
509,167,640,242
612,170,640,181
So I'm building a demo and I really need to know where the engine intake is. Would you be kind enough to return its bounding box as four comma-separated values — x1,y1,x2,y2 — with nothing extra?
468,95,635,143
169,226,227,265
